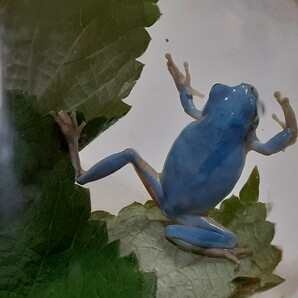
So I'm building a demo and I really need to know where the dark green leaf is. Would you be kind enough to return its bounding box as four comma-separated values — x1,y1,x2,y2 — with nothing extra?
239,166,259,204
1,94,157,298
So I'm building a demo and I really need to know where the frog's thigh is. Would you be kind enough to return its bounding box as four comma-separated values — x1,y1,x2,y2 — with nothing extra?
165,215,237,249
127,149,165,206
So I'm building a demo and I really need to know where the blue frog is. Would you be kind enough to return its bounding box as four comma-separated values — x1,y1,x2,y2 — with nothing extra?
51,53,297,264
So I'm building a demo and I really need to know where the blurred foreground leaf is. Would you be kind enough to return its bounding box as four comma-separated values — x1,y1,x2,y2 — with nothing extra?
1,0,160,147
0,95,157,298
0,0,160,296
92,168,283,298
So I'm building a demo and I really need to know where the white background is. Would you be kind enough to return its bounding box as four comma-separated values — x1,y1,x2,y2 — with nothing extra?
81,1,298,297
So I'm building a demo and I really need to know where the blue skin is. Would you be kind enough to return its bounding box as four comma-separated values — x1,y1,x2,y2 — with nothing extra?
52,54,296,262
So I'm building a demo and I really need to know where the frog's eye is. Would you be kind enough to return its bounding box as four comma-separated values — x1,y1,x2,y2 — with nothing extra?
212,83,220,88
211,83,228,90
249,85,259,99
209,83,229,99
249,86,259,99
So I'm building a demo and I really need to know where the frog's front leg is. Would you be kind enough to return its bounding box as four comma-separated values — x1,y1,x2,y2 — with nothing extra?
272,91,297,146
249,92,297,154
165,215,253,266
165,53,204,120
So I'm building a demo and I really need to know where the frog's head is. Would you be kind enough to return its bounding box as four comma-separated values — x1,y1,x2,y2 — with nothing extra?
205,83,262,132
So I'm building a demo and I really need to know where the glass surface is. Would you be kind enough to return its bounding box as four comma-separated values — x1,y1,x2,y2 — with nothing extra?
81,1,298,297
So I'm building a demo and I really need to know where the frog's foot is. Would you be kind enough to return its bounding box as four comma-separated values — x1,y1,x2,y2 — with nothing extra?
272,91,297,145
167,237,253,269
192,246,253,266
50,110,86,178
50,111,86,145
165,53,204,98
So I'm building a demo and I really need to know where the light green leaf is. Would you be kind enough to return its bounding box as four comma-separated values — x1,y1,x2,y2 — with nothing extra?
92,168,283,298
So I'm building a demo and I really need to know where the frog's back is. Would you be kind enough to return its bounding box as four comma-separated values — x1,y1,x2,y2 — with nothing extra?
160,118,246,217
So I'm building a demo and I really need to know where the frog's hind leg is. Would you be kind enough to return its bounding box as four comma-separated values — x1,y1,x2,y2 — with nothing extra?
77,148,164,207
165,215,253,266
51,111,164,206
165,215,237,249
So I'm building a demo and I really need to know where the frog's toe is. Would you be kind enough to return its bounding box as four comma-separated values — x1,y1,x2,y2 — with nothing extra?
165,52,172,61
169,238,240,264
166,237,253,268
274,91,289,105
272,91,297,145
190,87,205,98
272,113,286,129
225,246,254,258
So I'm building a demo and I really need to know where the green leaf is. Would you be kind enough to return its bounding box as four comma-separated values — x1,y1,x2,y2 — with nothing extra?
92,168,283,298
0,0,160,296
1,92,157,297
0,221,157,298
1,0,160,147
239,166,260,204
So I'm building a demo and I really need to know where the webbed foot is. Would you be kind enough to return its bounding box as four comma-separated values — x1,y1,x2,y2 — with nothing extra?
165,53,204,98
272,91,297,146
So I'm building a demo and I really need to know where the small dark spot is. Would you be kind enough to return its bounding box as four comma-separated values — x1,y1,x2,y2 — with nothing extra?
165,38,169,42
